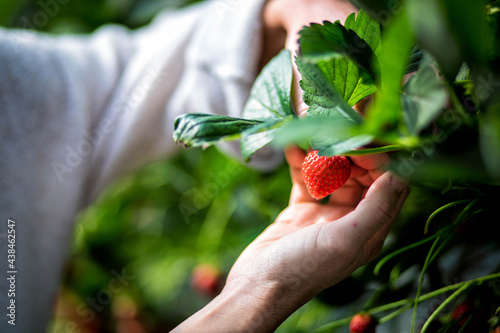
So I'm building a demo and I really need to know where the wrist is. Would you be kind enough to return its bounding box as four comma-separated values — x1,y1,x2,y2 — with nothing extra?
260,0,287,69
173,275,310,332
262,0,359,48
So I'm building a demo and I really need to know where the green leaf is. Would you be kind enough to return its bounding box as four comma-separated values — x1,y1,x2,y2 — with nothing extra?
455,62,470,81
241,129,278,161
173,113,264,148
299,10,381,108
242,49,294,120
407,46,424,74
479,104,500,179
316,58,377,108
406,0,461,79
441,0,490,67
406,0,489,79
306,104,354,122
296,58,363,123
272,116,354,148
402,66,448,135
351,0,396,18
299,11,379,76
344,10,382,63
240,118,291,161
173,50,294,159
241,49,294,160
364,10,415,137
312,134,374,156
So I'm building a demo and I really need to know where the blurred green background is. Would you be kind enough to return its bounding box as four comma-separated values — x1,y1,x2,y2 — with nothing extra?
3,0,499,332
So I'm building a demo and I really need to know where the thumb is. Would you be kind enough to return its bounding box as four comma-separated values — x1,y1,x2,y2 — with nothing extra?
336,172,409,245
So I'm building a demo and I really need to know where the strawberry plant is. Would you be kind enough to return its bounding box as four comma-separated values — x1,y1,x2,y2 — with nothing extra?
174,1,500,331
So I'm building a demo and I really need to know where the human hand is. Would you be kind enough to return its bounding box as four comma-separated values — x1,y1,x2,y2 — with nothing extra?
174,147,409,332
175,147,409,332
224,147,409,331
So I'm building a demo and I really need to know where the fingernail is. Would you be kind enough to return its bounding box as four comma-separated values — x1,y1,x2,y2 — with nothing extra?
390,174,409,194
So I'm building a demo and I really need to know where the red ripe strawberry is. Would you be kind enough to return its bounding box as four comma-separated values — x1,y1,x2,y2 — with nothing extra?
301,150,351,200
349,313,377,333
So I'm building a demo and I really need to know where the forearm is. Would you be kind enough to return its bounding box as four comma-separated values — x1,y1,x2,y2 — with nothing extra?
173,276,309,332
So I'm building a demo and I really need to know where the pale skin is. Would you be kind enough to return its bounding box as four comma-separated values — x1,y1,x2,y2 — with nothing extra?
173,0,410,332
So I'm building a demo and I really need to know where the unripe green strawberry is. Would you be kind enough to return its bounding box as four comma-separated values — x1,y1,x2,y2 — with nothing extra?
301,150,351,200
349,313,377,333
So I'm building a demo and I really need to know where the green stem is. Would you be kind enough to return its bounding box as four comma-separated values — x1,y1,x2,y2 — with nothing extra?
378,304,414,324
312,316,354,332
343,145,408,156
369,299,412,314
457,316,474,333
313,272,500,333
453,80,473,85
452,199,479,226
374,232,442,275
424,200,470,234
419,272,500,301
420,282,473,333
428,235,453,266
411,235,442,333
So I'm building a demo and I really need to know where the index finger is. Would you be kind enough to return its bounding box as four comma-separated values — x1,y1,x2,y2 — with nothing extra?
350,153,390,171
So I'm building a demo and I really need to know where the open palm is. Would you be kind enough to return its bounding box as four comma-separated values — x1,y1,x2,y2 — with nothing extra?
226,146,409,305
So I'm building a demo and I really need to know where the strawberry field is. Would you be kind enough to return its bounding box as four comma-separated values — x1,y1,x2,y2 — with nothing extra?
4,0,500,332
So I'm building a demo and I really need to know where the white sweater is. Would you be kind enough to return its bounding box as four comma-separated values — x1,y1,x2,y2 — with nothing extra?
0,1,283,331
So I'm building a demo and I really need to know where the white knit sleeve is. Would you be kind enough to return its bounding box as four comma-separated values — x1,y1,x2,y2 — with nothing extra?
0,1,276,331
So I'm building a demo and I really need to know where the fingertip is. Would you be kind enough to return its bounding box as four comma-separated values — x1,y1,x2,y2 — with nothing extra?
389,172,410,195
350,153,390,171
364,171,408,199
350,164,367,178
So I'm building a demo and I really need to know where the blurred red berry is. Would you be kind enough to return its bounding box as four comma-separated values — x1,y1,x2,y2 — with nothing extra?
450,300,491,333
451,300,475,326
191,263,223,298
349,313,377,333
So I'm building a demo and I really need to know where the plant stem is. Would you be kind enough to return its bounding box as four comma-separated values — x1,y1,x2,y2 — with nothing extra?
424,200,470,234
452,198,479,226
411,235,441,333
343,145,408,156
313,272,500,333
374,233,439,275
420,282,473,333
418,272,500,302
378,304,414,324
